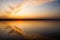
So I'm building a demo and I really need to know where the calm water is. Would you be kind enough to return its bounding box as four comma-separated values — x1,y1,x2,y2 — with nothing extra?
0,20,60,39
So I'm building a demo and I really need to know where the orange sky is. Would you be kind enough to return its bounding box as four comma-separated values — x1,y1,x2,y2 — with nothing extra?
0,0,59,19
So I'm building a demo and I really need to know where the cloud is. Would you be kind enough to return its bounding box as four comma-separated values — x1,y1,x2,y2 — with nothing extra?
23,0,55,6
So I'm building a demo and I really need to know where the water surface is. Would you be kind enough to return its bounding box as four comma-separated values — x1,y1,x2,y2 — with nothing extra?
0,20,60,39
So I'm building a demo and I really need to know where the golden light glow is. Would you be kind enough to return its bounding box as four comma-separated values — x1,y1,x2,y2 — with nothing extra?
8,0,55,19
0,0,56,19
0,21,57,33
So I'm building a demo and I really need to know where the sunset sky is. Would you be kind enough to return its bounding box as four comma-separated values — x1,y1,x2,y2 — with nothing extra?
0,0,60,19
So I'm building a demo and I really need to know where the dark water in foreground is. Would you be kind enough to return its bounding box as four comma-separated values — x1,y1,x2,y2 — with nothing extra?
0,20,60,40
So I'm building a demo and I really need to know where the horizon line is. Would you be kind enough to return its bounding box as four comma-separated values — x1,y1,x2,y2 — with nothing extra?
0,19,60,21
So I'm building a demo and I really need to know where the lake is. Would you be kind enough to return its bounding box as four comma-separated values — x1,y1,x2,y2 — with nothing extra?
0,20,60,40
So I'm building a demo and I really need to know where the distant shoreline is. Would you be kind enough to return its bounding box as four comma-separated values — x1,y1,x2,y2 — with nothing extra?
0,19,60,21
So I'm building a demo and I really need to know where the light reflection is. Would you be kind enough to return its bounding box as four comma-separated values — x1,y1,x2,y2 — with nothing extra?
0,21,59,34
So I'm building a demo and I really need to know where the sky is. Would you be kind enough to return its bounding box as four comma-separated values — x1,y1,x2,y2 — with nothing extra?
0,0,60,19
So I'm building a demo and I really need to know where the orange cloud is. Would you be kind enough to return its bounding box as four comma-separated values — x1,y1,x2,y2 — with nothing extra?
0,0,55,19
23,0,54,5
